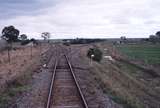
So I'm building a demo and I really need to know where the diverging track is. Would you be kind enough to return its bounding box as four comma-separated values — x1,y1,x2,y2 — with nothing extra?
46,53,88,108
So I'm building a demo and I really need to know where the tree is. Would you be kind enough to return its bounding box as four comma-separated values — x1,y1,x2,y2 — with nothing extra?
20,34,27,41
156,31,160,38
120,36,127,43
1,25,19,43
1,25,19,63
87,48,103,62
41,32,50,42
120,36,127,41
149,35,157,43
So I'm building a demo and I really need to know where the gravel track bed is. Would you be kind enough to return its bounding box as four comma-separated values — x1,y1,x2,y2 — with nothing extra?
69,45,122,108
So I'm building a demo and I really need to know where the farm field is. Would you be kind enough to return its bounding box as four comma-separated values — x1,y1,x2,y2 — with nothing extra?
116,44,160,65
91,42,160,108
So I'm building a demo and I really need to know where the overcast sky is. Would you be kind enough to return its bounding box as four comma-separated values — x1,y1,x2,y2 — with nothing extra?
0,0,160,39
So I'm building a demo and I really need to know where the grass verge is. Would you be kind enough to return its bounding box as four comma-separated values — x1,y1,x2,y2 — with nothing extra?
0,55,40,107
0,78,30,107
90,62,145,108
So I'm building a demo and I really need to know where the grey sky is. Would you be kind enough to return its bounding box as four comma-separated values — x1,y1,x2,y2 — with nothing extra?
0,0,160,39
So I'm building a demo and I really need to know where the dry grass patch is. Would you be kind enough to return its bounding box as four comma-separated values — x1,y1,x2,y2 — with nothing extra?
0,44,50,107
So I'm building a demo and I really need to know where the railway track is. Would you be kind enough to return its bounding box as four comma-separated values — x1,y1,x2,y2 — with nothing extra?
45,52,88,108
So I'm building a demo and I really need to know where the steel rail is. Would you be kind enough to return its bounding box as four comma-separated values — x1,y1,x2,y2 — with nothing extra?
65,54,89,108
45,58,58,108
45,52,88,108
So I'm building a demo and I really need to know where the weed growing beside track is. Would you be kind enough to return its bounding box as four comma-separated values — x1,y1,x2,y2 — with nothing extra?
0,70,32,107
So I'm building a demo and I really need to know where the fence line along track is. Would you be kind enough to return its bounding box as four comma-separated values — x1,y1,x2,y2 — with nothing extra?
45,53,88,108
9,45,55,108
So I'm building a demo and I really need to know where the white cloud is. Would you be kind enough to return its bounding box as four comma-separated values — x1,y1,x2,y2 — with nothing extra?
0,0,160,39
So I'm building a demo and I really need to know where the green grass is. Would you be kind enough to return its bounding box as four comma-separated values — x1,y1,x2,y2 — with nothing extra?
93,68,144,108
116,44,160,65
98,78,144,108
0,79,29,107
0,85,28,107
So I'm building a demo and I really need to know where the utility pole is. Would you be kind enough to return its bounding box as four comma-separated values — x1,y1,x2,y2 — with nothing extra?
30,43,33,59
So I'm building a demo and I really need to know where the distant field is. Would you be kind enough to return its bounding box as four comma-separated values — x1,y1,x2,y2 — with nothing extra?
116,44,160,65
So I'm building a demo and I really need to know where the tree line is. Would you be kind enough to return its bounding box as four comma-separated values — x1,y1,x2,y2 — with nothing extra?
119,31,160,44
1,25,51,45
0,25,51,62
148,31,160,43
1,25,37,46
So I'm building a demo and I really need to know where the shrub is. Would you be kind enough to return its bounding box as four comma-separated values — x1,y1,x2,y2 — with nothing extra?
63,42,70,46
21,39,30,45
87,48,103,62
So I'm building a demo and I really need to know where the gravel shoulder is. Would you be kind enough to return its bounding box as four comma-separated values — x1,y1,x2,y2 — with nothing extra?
69,44,122,108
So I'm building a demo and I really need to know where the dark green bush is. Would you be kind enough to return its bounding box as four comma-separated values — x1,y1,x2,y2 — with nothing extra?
21,39,30,45
87,48,103,62
63,42,70,46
